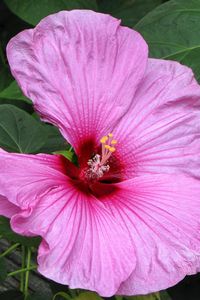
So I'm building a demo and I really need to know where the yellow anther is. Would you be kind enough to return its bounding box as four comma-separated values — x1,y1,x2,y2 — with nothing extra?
105,145,111,150
104,145,116,153
100,136,108,144
111,140,117,145
109,147,116,152
99,134,117,166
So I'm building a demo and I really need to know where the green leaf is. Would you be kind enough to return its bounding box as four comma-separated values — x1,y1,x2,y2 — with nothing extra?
135,0,200,81
74,292,103,300
38,125,68,153
4,0,98,25
125,292,161,300
0,104,47,153
0,81,31,103
0,290,24,300
0,216,41,247
0,257,7,282
98,0,162,27
54,149,74,162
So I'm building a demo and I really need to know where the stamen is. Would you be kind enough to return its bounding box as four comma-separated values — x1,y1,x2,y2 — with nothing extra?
86,134,117,181
111,140,117,145
109,146,116,152
101,136,108,157
100,134,117,165
104,145,111,150
100,136,108,144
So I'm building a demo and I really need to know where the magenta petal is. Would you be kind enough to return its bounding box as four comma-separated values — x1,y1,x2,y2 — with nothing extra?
7,10,148,149
114,59,200,179
11,183,135,296
0,150,67,209
101,175,200,295
0,195,19,218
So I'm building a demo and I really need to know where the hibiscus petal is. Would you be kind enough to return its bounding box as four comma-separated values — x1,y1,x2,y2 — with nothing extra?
114,59,200,179
7,10,148,150
100,174,200,295
11,183,135,296
0,150,68,209
0,195,19,218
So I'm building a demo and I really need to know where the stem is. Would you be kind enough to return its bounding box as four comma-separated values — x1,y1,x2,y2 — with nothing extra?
20,246,26,293
0,243,20,257
8,265,37,277
24,248,31,300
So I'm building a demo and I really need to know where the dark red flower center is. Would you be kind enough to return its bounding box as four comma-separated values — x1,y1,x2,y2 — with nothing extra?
62,134,123,198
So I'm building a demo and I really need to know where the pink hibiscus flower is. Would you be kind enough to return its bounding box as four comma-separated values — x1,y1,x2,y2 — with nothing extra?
1,9,200,297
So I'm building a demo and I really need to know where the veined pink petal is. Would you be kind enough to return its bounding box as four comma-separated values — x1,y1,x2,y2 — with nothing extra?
0,150,68,209
11,182,135,296
0,149,135,295
100,174,200,295
0,195,19,218
7,10,148,150
114,59,200,179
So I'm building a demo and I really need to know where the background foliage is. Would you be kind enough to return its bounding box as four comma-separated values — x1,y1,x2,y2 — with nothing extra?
0,0,200,299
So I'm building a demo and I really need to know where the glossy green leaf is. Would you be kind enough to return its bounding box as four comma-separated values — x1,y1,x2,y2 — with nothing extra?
38,125,68,153
98,0,162,27
135,0,200,81
125,292,161,300
4,0,98,25
0,257,7,282
0,81,31,103
0,104,47,153
74,292,103,300
0,216,41,247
